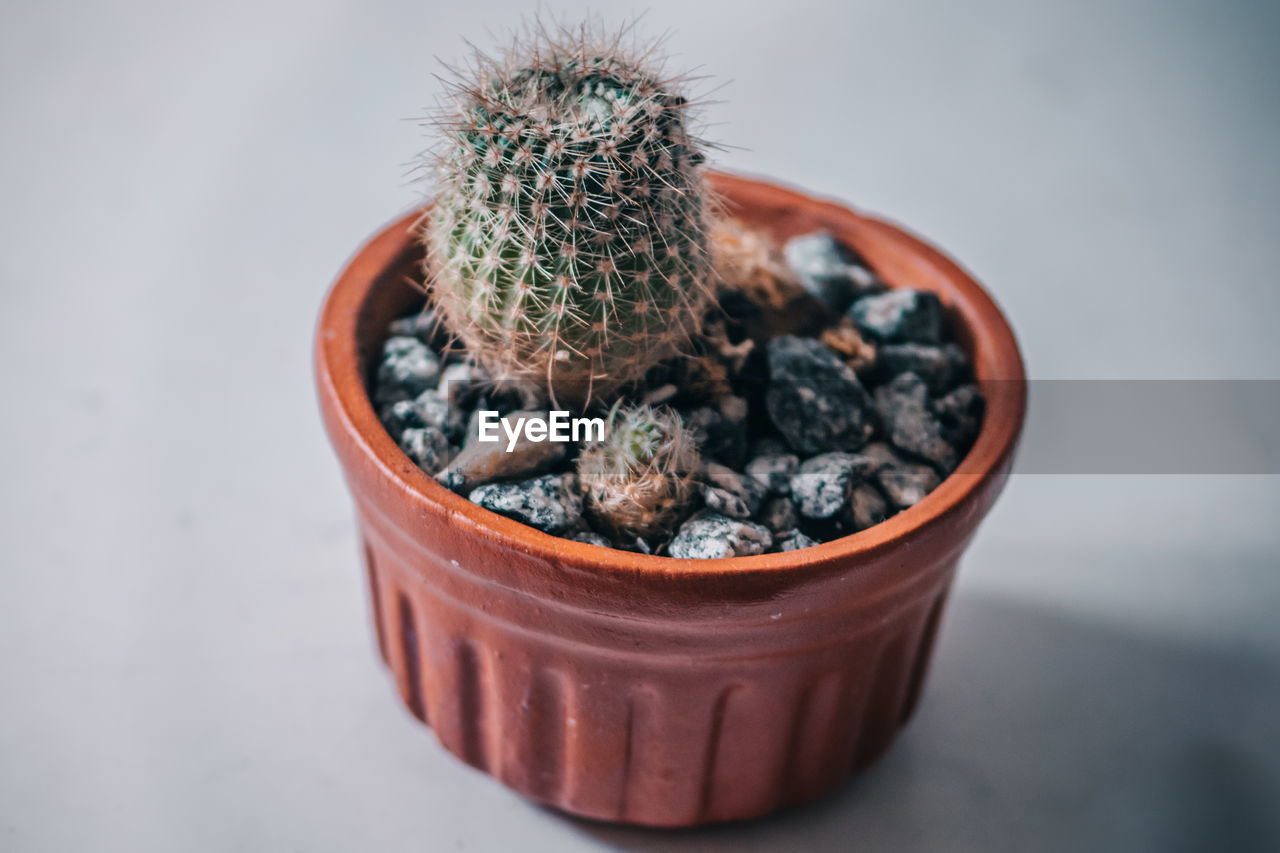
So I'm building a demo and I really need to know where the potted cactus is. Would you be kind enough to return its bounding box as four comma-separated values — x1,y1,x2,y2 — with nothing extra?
316,21,1025,827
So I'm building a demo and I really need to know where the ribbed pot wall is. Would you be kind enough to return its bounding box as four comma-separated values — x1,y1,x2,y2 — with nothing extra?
355,502,958,825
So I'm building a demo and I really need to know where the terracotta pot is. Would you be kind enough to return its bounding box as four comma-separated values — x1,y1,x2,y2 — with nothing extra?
314,172,1026,827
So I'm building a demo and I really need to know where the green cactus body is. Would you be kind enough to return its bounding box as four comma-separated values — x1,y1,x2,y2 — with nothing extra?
425,25,714,406
577,404,700,540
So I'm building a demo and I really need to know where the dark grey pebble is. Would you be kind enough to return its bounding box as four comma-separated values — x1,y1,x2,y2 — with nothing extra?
776,529,820,552
682,395,750,468
934,383,985,452
849,289,943,344
745,453,800,496
876,343,956,393
668,511,772,559
790,452,874,520
468,473,582,535
860,441,944,509
379,399,427,437
765,336,876,455
376,336,441,404
783,231,885,314
414,389,467,443
873,372,957,471
437,361,489,406
399,426,450,475
388,310,448,348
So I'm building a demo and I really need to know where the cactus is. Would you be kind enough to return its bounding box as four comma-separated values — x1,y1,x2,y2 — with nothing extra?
422,20,716,406
577,403,700,540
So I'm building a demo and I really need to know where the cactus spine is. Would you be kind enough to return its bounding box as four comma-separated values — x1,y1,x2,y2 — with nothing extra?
577,403,700,540
423,21,715,406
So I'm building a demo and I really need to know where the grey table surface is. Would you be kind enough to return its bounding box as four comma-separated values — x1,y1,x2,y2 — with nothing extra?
2,0,1278,850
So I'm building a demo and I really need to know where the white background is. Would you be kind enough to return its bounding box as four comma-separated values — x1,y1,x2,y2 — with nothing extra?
1,0,1277,850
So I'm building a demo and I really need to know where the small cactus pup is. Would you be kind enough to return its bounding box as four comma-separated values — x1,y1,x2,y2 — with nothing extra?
422,21,716,407
577,403,700,541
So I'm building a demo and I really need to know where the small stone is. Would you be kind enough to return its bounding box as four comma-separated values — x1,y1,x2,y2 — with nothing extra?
436,469,467,493
437,361,489,406
712,395,750,467
848,482,890,529
414,389,467,443
776,529,820,552
790,452,874,520
376,337,441,404
436,409,568,492
668,511,773,559
876,343,955,393
398,426,450,475
570,530,614,548
783,231,885,314
681,395,750,468
758,496,798,533
849,289,943,344
469,473,582,535
859,441,943,510
702,486,753,519
942,343,972,380
382,335,423,360
388,309,447,348
858,441,900,471
745,453,799,496
701,461,766,516
877,463,941,509
934,383,985,452
379,399,427,437
873,373,957,470
765,336,877,455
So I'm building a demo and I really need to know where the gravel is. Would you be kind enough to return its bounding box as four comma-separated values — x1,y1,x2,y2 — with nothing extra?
376,336,441,404
399,426,450,475
744,452,799,496
848,288,943,344
702,485,754,519
468,473,583,535
934,383,985,452
776,530,820,552
783,231,885,314
668,511,773,559
374,228,986,559
873,372,958,471
876,343,957,393
790,452,874,520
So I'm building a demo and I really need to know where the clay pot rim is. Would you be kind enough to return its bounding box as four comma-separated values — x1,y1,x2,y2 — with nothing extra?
315,171,1027,580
